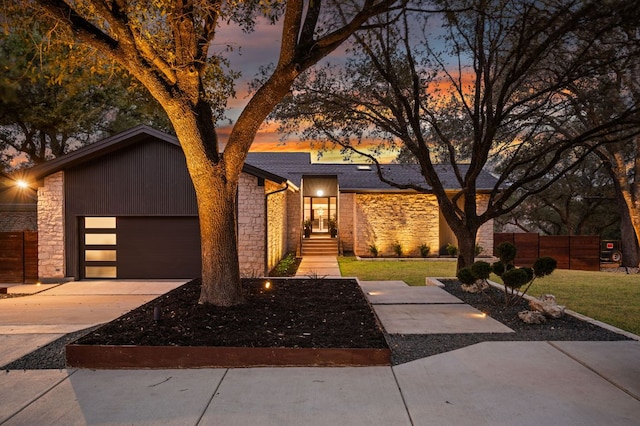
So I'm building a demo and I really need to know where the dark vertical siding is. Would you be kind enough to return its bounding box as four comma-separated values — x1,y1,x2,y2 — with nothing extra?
64,137,198,278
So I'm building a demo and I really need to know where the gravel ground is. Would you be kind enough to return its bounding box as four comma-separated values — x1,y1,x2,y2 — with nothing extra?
388,279,632,365
2,277,633,369
2,326,101,370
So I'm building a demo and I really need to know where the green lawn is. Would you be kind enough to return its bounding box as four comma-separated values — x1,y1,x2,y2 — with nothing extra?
338,257,640,336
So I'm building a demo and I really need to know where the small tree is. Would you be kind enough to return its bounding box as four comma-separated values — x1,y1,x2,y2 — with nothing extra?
491,243,557,306
457,260,491,294
458,242,557,306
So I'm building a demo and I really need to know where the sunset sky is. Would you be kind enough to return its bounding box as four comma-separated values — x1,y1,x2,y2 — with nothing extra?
215,18,398,163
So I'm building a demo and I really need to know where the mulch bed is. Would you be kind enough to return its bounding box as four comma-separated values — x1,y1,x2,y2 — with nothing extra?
66,278,389,368
76,278,386,349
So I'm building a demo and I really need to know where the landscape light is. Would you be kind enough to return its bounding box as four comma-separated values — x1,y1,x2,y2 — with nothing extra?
16,179,29,189
264,281,271,290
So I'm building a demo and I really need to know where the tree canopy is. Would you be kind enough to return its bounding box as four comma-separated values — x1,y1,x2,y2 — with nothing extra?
23,0,405,305
273,0,640,268
0,9,171,168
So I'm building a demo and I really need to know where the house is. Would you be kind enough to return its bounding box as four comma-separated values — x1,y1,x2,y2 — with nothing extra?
25,125,496,281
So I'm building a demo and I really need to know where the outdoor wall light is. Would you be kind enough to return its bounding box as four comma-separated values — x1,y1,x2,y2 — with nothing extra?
316,190,324,197
15,179,30,189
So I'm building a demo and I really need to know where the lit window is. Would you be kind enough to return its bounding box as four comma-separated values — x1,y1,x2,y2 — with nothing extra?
85,233,117,245
85,217,116,229
85,250,117,261
85,266,117,278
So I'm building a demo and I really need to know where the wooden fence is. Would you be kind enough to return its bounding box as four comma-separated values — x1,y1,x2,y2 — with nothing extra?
494,233,600,271
0,232,38,283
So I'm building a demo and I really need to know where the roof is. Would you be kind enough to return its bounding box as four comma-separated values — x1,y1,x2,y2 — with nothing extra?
246,152,498,192
24,126,498,192
26,125,286,185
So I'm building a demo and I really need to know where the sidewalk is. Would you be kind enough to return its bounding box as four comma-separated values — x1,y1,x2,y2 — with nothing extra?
1,277,639,425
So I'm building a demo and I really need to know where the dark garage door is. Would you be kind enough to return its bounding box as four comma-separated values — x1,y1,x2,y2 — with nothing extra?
81,216,201,279
118,217,201,279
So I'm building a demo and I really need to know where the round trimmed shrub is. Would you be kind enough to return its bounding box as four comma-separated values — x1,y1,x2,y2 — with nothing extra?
501,268,530,289
496,242,517,264
491,261,506,276
456,267,476,285
471,261,491,280
533,256,557,277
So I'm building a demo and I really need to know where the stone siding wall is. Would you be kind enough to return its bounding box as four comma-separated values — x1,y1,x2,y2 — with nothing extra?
354,193,440,257
338,193,355,253
476,194,494,255
266,181,289,273
286,190,301,256
237,173,265,276
37,171,65,279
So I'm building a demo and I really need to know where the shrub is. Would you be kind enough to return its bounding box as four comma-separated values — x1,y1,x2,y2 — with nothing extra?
392,242,403,257
475,244,484,256
446,243,458,257
273,253,298,276
502,268,530,289
419,243,430,258
471,261,491,280
533,257,557,277
491,261,506,276
369,244,379,257
488,244,557,306
495,242,517,264
456,267,476,285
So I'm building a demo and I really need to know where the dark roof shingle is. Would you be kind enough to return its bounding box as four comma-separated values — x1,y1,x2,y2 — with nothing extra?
246,152,498,192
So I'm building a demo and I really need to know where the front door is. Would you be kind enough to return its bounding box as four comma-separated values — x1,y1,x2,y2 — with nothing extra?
303,196,336,234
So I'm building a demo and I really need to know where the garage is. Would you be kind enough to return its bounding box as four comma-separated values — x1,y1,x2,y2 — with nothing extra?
81,216,201,279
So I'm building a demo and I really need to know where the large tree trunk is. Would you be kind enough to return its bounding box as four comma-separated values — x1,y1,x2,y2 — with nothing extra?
605,148,640,268
454,224,479,270
616,190,640,267
194,173,245,306
169,102,247,306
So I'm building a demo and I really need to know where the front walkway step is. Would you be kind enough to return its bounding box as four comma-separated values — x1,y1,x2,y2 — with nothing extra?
301,238,338,256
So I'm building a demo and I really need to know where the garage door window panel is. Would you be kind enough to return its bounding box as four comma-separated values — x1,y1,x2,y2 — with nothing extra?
83,217,117,279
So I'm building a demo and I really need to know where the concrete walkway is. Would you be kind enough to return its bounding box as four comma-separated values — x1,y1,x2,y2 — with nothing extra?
295,255,341,277
1,278,640,425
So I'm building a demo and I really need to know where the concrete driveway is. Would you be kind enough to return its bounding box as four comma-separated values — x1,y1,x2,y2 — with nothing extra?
0,280,187,366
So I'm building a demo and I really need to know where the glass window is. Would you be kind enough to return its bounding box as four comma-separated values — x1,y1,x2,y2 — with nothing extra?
85,266,117,278
85,250,117,261
85,233,117,245
85,217,116,229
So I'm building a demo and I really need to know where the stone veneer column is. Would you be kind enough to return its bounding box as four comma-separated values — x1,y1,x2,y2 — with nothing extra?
476,194,494,255
37,171,65,279
265,180,288,273
237,173,266,276
338,193,355,253
286,189,301,256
